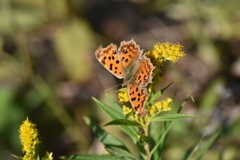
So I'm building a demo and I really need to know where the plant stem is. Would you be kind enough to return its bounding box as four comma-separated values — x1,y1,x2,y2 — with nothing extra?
144,124,151,160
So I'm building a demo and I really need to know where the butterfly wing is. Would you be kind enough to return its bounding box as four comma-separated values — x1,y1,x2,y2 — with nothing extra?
95,43,125,79
134,55,155,88
128,83,149,118
118,40,142,69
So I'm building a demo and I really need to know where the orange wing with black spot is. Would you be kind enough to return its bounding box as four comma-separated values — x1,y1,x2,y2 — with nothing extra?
95,43,125,79
118,40,142,69
128,83,149,118
134,55,156,87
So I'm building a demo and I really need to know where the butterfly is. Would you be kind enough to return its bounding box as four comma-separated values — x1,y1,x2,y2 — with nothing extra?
95,40,155,118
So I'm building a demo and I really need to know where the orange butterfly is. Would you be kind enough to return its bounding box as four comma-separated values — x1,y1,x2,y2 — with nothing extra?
95,40,155,118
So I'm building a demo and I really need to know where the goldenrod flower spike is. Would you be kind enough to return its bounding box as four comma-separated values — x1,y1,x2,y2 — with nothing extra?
19,118,40,160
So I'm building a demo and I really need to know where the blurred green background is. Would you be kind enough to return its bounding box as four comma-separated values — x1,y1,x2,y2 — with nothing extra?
0,0,240,159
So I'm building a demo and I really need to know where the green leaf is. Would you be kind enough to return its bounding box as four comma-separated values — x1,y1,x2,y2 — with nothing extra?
194,131,220,160
125,110,134,120
181,134,205,160
105,93,124,114
11,155,23,160
151,113,195,122
93,97,146,156
150,82,173,103
150,94,193,158
139,134,150,144
105,146,138,160
177,93,191,113
92,97,125,120
83,116,128,151
150,122,162,160
92,97,138,142
104,119,141,127
118,87,128,92
61,154,122,160
150,122,173,157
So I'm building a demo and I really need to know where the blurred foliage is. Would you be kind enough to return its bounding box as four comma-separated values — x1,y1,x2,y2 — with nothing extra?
0,0,240,160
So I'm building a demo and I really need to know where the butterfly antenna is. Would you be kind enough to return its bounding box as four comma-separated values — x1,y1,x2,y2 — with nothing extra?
104,83,122,92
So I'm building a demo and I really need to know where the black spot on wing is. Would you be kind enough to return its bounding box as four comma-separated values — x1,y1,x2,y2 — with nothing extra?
110,64,113,70
131,97,136,101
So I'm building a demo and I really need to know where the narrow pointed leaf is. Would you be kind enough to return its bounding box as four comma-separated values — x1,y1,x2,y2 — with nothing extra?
105,93,123,113
150,122,162,160
151,113,195,122
177,93,191,113
151,82,173,103
11,155,23,160
195,130,220,160
181,134,205,160
105,146,138,160
104,119,141,127
83,116,128,150
125,110,134,120
150,122,173,157
92,97,138,142
61,154,122,160
93,97,123,119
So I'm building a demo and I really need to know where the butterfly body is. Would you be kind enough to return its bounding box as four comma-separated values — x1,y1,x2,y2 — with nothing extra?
95,40,155,118
122,61,140,86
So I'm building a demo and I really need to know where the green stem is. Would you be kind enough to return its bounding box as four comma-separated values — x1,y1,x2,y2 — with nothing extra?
144,122,151,160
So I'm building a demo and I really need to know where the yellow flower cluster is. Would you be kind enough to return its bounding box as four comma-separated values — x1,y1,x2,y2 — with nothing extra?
122,105,146,125
146,42,185,65
147,98,173,117
19,118,40,160
123,105,132,114
118,88,129,103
